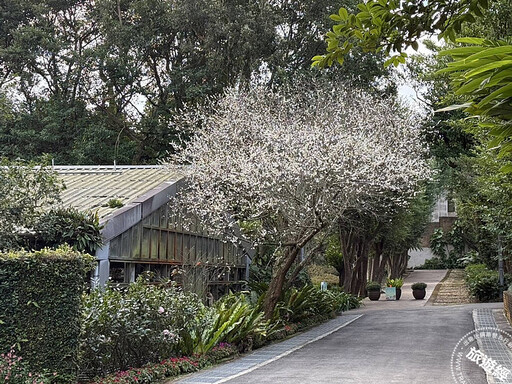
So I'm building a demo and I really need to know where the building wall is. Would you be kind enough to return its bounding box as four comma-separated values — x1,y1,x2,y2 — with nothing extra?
407,193,457,268
408,247,435,268
93,177,251,298
107,201,247,298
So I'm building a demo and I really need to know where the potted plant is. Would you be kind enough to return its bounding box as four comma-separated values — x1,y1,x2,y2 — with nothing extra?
366,281,382,301
387,278,404,300
412,282,427,300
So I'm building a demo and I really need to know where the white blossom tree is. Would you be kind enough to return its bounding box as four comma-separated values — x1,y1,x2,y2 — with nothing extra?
170,83,431,317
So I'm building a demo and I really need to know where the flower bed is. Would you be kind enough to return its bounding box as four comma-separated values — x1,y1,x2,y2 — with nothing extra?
90,343,238,384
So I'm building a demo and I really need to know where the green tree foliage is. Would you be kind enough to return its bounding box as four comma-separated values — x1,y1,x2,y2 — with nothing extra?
0,0,395,164
0,159,62,250
324,235,344,286
315,0,512,159
403,2,512,268
312,0,489,67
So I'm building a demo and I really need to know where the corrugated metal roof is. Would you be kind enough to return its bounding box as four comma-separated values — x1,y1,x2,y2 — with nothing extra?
55,165,183,219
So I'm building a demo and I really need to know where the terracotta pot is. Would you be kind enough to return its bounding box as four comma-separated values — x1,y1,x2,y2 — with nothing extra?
396,288,402,300
368,290,381,301
413,288,426,300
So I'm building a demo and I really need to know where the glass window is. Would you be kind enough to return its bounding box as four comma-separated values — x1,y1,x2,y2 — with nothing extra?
109,236,121,259
120,230,131,259
160,206,168,228
141,227,151,259
159,231,168,260
151,210,159,227
131,224,141,259
168,232,175,261
448,198,456,213
150,229,159,259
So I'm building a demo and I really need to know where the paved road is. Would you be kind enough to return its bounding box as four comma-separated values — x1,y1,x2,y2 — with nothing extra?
224,303,501,384
356,269,448,311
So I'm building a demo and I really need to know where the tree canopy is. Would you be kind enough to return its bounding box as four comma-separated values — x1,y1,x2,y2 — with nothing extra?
171,83,430,315
314,0,512,160
0,0,394,165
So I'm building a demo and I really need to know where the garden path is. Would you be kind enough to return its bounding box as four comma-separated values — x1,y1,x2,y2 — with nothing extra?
174,269,504,384
430,269,476,306
350,269,448,313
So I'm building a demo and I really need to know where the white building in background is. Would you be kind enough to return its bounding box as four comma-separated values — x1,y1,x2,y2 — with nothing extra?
407,194,457,268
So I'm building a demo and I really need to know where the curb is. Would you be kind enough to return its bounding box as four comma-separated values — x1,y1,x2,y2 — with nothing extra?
176,314,363,384
425,269,451,306
215,314,362,384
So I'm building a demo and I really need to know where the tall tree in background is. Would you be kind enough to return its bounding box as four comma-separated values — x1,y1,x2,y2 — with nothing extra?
327,0,512,268
0,0,394,164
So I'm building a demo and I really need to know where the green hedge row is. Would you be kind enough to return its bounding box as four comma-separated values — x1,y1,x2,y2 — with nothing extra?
0,246,95,381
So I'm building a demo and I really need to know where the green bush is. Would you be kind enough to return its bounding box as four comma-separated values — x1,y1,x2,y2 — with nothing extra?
0,246,95,382
415,254,464,269
366,281,381,291
387,278,403,288
274,285,360,323
323,289,361,312
80,275,205,377
178,292,269,356
32,207,103,254
465,264,489,283
465,264,501,302
411,282,427,290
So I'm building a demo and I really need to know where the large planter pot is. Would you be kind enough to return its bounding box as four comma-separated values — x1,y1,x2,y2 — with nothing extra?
396,288,402,300
368,290,381,301
413,288,426,300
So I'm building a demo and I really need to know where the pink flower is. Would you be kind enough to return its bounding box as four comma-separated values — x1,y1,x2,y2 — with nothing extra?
158,307,165,314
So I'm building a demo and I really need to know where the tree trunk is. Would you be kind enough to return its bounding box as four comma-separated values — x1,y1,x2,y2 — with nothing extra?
389,250,408,278
370,239,389,284
358,244,369,297
262,227,324,319
263,247,299,319
340,227,372,296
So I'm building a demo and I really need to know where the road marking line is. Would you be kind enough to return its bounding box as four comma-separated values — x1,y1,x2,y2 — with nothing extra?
214,314,363,384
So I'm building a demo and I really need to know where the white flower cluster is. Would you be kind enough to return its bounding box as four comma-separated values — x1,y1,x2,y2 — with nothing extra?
170,84,431,250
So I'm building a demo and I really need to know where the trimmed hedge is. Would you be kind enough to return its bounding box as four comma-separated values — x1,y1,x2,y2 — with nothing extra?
0,246,95,381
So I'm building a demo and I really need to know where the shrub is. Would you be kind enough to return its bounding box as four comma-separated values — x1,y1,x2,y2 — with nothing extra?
465,264,500,302
32,207,103,254
387,278,403,288
415,253,465,269
411,282,427,290
90,344,238,384
366,281,381,291
465,264,489,283
0,345,56,384
80,275,205,377
470,271,500,302
0,246,95,382
323,289,361,312
178,292,268,355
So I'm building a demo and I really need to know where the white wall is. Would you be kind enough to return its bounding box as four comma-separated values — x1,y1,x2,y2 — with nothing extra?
408,247,435,268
